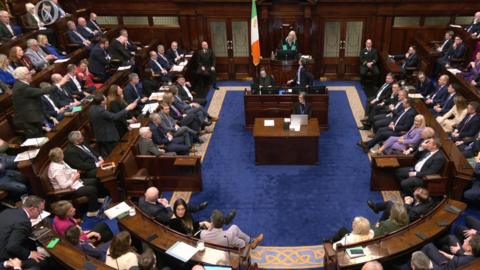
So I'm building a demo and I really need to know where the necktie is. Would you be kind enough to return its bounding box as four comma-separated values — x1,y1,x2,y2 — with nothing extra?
394,108,408,128
85,27,94,34
80,145,98,162
460,115,474,132
92,21,101,32
171,105,181,116
154,60,165,72
133,84,140,98
75,31,86,42
297,67,302,85
376,84,387,99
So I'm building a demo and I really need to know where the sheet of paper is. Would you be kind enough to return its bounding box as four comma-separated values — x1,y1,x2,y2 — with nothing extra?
171,65,184,72
149,92,165,101
54,58,70,64
117,65,132,71
447,68,462,75
21,137,49,147
449,24,462,28
408,93,424,99
166,241,198,262
179,60,188,66
264,120,275,127
142,103,159,114
104,202,132,220
31,211,51,226
14,149,40,162
71,181,84,190
129,123,141,129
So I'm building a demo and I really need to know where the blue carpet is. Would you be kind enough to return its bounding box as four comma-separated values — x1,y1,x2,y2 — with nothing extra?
189,86,382,246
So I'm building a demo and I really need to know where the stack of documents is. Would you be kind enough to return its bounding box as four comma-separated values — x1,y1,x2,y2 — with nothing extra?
14,149,40,162
21,137,49,147
104,202,132,220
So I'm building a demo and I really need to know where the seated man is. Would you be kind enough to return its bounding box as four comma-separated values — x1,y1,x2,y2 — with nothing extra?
166,41,185,65
24,39,56,70
464,156,480,203
41,90,66,121
292,92,312,116
137,127,167,157
367,187,435,222
465,11,480,37
176,75,206,106
451,101,480,142
287,58,313,87
199,209,264,249
435,36,466,74
431,83,457,117
87,13,103,33
65,64,92,98
88,38,111,82
421,234,480,269
0,139,27,202
123,73,149,110
415,71,434,97
138,187,208,225
251,67,274,94
156,45,173,70
149,113,191,155
63,130,103,179
50,73,80,108
147,51,170,83
454,216,480,246
360,261,383,270
434,31,454,56
425,75,449,108
359,39,379,87
395,137,445,195
120,29,141,53
66,20,91,48
361,84,405,132
109,35,133,65
0,10,18,42
409,251,433,270
360,73,394,126
77,17,100,41
391,45,419,73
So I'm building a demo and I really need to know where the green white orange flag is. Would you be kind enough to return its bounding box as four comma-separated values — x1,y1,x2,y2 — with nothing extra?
251,0,260,66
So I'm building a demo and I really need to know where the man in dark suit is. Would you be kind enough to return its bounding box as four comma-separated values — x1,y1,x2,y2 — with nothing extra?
139,187,210,225
88,93,137,156
366,85,406,132
292,92,312,116
66,20,91,48
415,71,434,97
395,137,445,195
88,38,111,82
0,10,17,42
435,36,467,74
137,127,166,156
251,67,274,94
451,101,480,142
12,67,69,138
64,130,103,179
367,187,435,222
120,29,141,53
149,113,191,155
465,12,480,35
0,196,47,269
392,45,419,72
435,31,454,56
287,58,313,87
425,75,449,107
176,75,206,106
156,45,173,70
123,73,148,111
196,41,218,94
147,51,170,83
64,64,91,98
77,17,99,41
432,83,458,117
166,41,186,65
421,235,480,269
359,39,379,87
24,3,56,45
359,98,416,152
360,73,394,126
41,94,65,121
87,13,103,33
50,73,79,107
109,36,132,65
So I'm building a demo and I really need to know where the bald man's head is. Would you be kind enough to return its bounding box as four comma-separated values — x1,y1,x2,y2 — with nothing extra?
191,266,205,270
51,73,62,84
144,187,159,202
361,261,383,270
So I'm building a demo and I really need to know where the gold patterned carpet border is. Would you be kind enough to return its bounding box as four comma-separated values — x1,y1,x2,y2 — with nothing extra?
168,84,401,269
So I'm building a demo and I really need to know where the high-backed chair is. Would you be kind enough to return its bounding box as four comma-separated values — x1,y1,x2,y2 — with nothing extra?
122,149,151,198
38,165,88,207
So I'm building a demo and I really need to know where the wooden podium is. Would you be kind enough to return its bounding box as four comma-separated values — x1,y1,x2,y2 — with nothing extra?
259,58,314,83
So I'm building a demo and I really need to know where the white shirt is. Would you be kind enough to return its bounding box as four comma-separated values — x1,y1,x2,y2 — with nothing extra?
69,75,82,91
43,94,59,113
375,83,389,100
180,84,193,100
414,150,439,172
393,107,410,129
5,23,14,36
152,59,165,72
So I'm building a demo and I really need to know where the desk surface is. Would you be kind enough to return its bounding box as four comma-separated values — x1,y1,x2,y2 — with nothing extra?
253,118,320,137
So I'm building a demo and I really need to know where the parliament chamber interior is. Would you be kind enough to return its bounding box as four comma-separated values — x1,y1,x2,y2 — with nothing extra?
2,0,480,269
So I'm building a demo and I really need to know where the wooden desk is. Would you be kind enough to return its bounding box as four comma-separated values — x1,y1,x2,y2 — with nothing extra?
259,58,314,84
119,203,249,270
370,155,415,191
0,31,39,55
378,51,402,78
244,92,329,131
459,258,480,269
253,118,320,165
413,33,442,76
445,69,480,102
325,198,466,270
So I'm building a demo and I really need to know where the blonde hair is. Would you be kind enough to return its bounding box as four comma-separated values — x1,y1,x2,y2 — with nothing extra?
351,217,371,235
389,202,409,227
37,34,48,45
0,54,9,69
414,114,426,129
48,147,64,163
163,92,173,105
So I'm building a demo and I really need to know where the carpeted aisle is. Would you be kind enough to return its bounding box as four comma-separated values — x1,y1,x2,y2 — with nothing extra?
189,87,383,246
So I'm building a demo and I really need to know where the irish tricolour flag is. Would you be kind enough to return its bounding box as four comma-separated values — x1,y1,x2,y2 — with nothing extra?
251,0,260,66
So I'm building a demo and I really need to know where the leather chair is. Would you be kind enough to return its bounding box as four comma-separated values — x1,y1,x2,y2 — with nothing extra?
38,166,88,207
122,149,152,198
422,160,453,197
62,33,83,53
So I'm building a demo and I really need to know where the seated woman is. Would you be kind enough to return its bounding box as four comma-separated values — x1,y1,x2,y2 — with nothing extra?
0,54,15,85
106,84,137,137
464,51,480,81
169,198,211,237
77,59,103,89
251,67,274,94
64,225,111,261
331,217,374,250
8,46,35,73
105,231,139,270
52,200,113,243
47,147,107,217
292,92,312,116
373,202,409,237
372,114,425,155
436,95,468,133
37,34,65,60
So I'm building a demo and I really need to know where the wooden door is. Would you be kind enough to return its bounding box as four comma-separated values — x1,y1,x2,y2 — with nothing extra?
321,19,364,79
207,18,250,80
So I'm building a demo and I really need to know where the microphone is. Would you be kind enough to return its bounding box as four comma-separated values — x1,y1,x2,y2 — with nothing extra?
223,235,232,266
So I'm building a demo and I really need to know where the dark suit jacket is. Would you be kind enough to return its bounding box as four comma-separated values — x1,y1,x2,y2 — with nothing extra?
176,84,193,101
148,59,166,74
77,26,95,41
157,54,172,69
0,208,36,261
445,44,466,61
166,48,185,64
252,75,274,93
373,83,392,101
64,79,85,98
137,137,162,156
109,39,131,64
138,197,172,224
466,21,480,34
25,13,40,29
405,197,435,222
292,102,312,117
12,81,54,124
123,83,144,104
416,78,434,97
88,104,128,142
67,30,86,46
440,39,454,55
0,22,15,42
51,86,73,107
149,122,169,145
196,49,215,69
63,143,99,174
41,96,61,118
293,67,313,87
87,20,102,32
456,114,480,139
439,93,456,115
415,151,445,178
88,44,109,78
392,107,416,132
430,85,449,105
403,53,419,69
359,48,378,66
